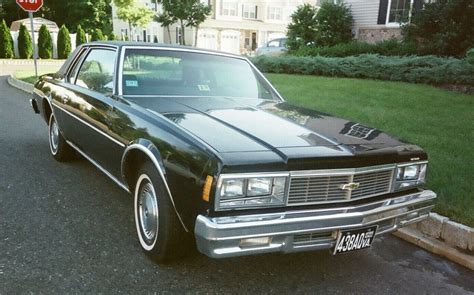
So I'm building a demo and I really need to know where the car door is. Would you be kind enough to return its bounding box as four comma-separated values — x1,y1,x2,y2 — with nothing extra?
59,47,124,178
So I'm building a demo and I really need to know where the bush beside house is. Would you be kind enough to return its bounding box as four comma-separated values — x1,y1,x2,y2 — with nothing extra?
18,24,33,59
0,19,14,58
91,28,105,41
57,25,71,59
38,24,53,59
251,55,474,86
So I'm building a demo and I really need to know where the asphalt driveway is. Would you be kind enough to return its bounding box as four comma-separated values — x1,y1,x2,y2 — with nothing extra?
0,75,472,293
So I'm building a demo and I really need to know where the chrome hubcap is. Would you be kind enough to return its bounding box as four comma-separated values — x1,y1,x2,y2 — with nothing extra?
50,118,59,152
138,182,158,242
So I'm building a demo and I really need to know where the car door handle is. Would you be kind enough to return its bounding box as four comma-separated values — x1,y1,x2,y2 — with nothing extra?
61,94,70,104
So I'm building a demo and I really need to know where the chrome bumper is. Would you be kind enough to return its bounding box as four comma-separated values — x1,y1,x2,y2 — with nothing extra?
195,190,436,258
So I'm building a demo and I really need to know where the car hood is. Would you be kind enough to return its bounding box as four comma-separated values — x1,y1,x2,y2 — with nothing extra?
127,96,425,163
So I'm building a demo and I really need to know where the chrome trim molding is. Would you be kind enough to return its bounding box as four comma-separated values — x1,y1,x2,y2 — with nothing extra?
121,144,189,232
67,140,130,193
52,101,125,148
195,190,437,258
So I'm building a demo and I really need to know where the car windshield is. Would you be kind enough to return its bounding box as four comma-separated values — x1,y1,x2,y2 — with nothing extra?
121,48,278,100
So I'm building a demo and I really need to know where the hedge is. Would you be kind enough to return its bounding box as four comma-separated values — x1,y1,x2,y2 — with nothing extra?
294,40,418,57
251,54,474,86
0,19,14,58
38,24,53,59
57,25,71,59
18,24,33,59
76,25,87,46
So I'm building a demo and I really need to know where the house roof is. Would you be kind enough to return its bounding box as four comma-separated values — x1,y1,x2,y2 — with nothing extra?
10,17,59,32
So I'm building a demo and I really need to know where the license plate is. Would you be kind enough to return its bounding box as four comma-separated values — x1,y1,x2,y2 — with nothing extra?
333,226,378,255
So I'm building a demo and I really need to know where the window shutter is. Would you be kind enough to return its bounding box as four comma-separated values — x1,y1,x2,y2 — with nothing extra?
377,0,389,25
413,0,424,11
255,6,258,19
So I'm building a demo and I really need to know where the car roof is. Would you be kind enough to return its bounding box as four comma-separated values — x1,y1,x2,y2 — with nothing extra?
87,41,243,58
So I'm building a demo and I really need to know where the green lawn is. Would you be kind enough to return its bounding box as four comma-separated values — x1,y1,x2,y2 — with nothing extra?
267,74,474,227
16,72,473,226
14,67,61,84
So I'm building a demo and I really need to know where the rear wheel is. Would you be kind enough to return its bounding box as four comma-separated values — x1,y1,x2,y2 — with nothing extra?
48,114,73,162
134,161,188,263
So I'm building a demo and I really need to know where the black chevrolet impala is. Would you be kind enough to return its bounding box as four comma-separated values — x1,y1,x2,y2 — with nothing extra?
31,42,436,262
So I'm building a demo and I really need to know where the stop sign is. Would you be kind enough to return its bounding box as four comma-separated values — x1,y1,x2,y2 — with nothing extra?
16,0,43,12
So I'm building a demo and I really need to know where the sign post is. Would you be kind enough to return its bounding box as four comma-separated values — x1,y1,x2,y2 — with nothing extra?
16,0,44,78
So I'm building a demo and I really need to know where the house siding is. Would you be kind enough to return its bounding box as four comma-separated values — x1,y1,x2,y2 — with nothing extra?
344,0,380,28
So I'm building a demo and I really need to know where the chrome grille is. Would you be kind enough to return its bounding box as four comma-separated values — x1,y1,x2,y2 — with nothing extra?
288,168,394,205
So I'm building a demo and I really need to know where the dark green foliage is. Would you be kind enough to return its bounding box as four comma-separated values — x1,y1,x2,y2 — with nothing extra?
38,25,53,59
0,19,14,58
57,25,71,59
108,33,116,41
466,49,474,65
18,24,32,59
286,4,318,51
76,25,87,46
295,40,418,57
403,0,474,57
251,55,474,86
0,0,112,38
153,35,159,43
91,28,105,41
315,2,353,47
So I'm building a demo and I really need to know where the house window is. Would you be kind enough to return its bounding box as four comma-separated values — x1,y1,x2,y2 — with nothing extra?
243,4,257,19
387,0,412,23
267,7,282,21
221,0,238,16
176,27,182,44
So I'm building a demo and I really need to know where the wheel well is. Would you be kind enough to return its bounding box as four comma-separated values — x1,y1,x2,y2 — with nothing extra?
43,99,52,123
123,149,150,193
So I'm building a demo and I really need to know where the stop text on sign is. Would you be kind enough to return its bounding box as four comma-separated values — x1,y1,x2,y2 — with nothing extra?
16,0,43,12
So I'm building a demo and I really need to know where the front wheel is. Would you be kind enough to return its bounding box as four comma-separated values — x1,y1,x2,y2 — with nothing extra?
48,114,73,162
134,162,188,263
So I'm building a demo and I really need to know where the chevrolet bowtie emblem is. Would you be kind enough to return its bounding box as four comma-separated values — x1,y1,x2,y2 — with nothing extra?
341,182,360,191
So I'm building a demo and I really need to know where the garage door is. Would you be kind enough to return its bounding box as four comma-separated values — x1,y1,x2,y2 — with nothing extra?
220,30,240,54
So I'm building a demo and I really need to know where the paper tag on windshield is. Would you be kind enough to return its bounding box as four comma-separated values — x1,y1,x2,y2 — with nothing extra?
198,85,210,91
126,80,138,87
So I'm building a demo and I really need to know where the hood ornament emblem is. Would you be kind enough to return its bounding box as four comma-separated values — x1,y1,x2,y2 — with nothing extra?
341,182,360,191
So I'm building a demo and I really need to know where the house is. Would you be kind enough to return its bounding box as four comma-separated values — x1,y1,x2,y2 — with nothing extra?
337,0,426,43
112,0,317,55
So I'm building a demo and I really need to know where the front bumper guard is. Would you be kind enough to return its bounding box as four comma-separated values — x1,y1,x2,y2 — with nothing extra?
195,190,436,258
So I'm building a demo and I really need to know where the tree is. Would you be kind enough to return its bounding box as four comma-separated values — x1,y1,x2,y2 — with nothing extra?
286,4,318,51
91,28,105,41
18,24,33,59
0,19,14,58
115,0,154,41
403,0,474,56
76,25,87,46
154,10,175,44
315,2,353,47
57,25,71,59
38,24,53,59
157,0,211,46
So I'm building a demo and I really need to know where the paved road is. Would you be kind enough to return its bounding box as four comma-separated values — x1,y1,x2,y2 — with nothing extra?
0,75,473,293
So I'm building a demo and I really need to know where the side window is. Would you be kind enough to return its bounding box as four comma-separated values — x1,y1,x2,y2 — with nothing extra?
267,40,280,47
67,48,87,83
75,49,117,94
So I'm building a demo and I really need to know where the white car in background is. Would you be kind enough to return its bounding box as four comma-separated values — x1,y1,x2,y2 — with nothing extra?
256,38,288,56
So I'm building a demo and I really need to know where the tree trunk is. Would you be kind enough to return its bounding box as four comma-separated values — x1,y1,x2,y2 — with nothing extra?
194,25,199,47
167,26,171,44
128,22,132,41
180,20,186,46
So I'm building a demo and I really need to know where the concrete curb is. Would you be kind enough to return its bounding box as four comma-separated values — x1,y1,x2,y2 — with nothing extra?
394,213,473,270
7,75,33,94
394,228,474,270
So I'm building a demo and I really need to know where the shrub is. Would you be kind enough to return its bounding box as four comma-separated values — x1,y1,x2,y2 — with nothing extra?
18,24,33,59
466,48,474,65
251,55,474,86
76,25,87,46
295,40,418,57
403,0,474,57
287,4,318,51
0,19,14,58
315,1,353,47
91,28,105,41
38,24,53,59
57,25,71,59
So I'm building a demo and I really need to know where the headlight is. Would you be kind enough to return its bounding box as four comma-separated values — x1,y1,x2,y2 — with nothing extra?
395,162,427,190
217,174,289,210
